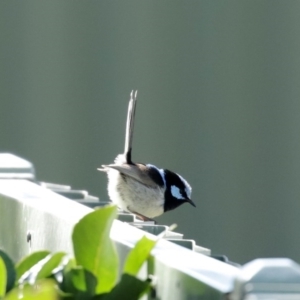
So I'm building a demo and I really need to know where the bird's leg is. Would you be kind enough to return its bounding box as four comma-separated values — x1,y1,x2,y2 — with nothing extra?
128,207,157,224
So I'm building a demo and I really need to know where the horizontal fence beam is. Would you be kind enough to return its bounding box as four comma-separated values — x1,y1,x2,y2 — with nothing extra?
0,179,237,299
1,154,300,299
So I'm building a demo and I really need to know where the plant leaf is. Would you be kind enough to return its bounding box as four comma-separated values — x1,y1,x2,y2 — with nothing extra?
123,236,156,276
4,279,57,300
0,256,7,297
84,269,98,296
36,252,66,280
70,266,87,292
65,266,97,293
19,252,66,284
72,205,118,294
0,250,16,293
98,274,150,300
15,250,50,281
59,257,76,293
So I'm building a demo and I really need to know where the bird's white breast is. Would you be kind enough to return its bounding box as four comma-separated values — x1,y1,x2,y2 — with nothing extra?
106,168,165,218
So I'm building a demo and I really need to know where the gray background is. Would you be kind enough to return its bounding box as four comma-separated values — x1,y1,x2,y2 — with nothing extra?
1,1,300,264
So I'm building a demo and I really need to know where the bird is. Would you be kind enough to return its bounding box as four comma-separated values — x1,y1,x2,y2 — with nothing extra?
98,91,195,220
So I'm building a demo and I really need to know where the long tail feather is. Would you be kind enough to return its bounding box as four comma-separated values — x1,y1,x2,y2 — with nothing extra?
124,90,138,164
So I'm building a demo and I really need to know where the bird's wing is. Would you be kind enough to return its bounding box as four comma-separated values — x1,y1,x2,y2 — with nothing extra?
99,163,159,188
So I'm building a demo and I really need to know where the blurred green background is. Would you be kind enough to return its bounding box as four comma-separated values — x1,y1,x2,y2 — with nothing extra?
1,1,300,264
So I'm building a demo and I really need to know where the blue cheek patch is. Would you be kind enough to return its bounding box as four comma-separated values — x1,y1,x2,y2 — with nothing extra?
171,185,184,200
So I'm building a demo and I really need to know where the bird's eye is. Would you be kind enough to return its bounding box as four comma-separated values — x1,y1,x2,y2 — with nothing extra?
171,185,185,200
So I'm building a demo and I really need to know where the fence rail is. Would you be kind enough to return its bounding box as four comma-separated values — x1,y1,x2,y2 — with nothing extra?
0,153,299,300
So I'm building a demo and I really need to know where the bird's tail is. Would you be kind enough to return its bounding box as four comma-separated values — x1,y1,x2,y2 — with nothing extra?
124,90,138,164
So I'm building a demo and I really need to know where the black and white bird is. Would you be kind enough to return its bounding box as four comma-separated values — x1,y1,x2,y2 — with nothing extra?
99,91,195,220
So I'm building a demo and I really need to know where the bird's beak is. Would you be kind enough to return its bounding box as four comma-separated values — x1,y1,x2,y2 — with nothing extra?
186,198,196,207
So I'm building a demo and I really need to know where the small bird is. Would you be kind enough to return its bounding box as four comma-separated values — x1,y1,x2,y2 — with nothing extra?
99,91,195,220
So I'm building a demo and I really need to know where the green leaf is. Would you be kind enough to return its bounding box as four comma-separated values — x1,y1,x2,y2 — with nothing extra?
4,279,57,300
59,257,76,293
84,269,98,296
15,250,50,281
123,236,156,276
0,250,16,293
72,205,118,294
36,252,66,280
63,266,97,295
19,252,66,284
0,256,7,297
70,266,88,292
98,274,150,300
